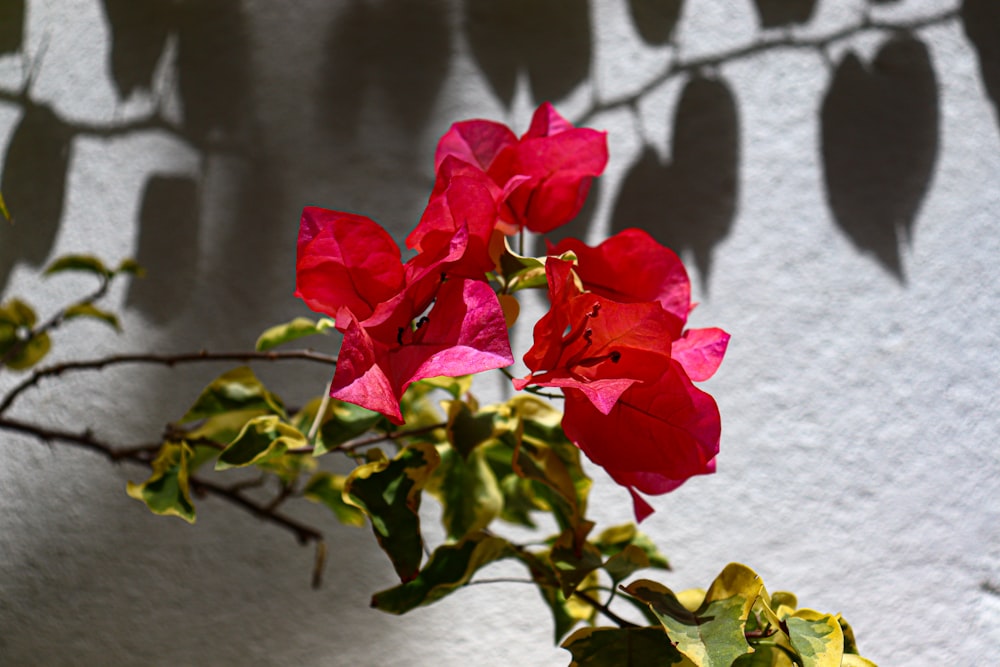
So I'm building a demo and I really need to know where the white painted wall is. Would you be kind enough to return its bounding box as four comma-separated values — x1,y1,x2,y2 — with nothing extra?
1,1,997,664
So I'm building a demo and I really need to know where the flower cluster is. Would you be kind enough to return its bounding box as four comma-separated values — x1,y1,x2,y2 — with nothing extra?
295,103,728,520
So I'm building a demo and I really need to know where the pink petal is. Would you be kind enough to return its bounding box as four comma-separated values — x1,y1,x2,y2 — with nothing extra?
672,327,731,381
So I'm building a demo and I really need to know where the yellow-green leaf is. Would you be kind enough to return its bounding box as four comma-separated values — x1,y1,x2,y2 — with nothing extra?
370,532,513,614
593,523,671,570
303,472,366,527
624,563,763,667
181,367,285,422
255,316,335,351
215,415,308,470
785,610,844,667
0,190,10,222
44,254,110,277
64,303,121,331
126,442,196,523
561,626,685,667
428,444,502,541
345,442,440,582
294,396,381,456
115,258,145,277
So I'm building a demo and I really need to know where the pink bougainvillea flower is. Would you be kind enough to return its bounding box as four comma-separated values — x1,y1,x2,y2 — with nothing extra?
432,102,608,235
561,360,721,522
549,228,692,332
406,157,506,274
295,207,405,321
514,258,677,413
547,228,731,381
331,278,514,424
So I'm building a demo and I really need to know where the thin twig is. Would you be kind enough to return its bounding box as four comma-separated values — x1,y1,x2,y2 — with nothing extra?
573,589,639,629
0,349,337,415
0,414,325,549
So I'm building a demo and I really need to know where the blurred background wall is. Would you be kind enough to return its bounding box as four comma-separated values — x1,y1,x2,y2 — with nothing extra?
0,0,997,664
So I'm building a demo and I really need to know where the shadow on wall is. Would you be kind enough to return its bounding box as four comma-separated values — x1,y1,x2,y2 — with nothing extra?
463,0,591,107
820,33,939,282
611,76,740,292
321,0,451,154
963,0,1000,131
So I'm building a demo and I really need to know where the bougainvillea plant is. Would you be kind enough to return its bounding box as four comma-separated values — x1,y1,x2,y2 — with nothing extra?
0,104,875,666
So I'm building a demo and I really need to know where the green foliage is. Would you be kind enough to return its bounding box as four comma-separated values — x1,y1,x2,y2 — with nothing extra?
126,442,196,523
215,415,308,470
371,532,514,613
345,442,440,582
255,316,335,351
45,253,113,278
293,396,381,456
561,626,685,666
0,298,50,369
63,303,121,330
303,472,366,527
180,367,286,422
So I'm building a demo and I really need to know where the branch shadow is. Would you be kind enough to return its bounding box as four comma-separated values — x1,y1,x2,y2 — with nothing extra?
463,0,591,106
820,33,939,281
610,75,740,290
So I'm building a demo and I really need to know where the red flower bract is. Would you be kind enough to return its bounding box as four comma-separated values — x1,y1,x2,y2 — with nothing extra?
562,361,721,522
331,278,513,424
431,102,608,235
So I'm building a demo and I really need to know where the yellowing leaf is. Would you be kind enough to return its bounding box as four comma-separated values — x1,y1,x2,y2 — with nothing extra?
126,442,196,523
561,626,685,667
215,415,308,470
303,472,366,527
63,303,121,331
345,442,440,582
254,316,335,351
785,610,844,667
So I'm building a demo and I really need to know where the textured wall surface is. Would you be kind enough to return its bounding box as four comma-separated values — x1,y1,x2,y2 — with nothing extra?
0,1,997,664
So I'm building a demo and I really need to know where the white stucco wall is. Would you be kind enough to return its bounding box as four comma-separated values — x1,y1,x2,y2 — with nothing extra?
0,1,997,664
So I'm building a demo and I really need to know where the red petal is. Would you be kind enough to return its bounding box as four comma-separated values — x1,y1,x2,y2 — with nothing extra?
295,207,404,320
434,119,517,172
549,229,691,329
562,362,721,520
671,328,731,381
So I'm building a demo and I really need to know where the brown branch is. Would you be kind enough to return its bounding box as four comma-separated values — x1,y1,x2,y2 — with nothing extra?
0,349,337,415
0,414,326,564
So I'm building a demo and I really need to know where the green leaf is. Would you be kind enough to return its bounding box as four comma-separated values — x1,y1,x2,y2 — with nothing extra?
294,397,381,456
732,645,796,666
255,316,335,351
181,367,286,422
428,445,502,541
114,258,145,277
370,532,513,613
624,563,764,667
126,442,196,523
0,299,49,370
44,254,110,277
561,626,686,667
445,399,500,459
550,528,604,598
411,374,473,400
215,415,308,470
345,442,440,582
593,523,671,570
303,472,366,527
0,190,10,222
63,303,121,331
785,611,844,667
603,544,651,586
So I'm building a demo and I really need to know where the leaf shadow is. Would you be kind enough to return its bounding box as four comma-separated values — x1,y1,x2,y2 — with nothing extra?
820,33,939,282
100,0,171,99
462,0,591,107
962,0,1000,131
0,0,25,55
611,75,740,291
125,175,200,324
751,0,818,28
627,0,683,46
321,0,451,154
0,103,74,293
